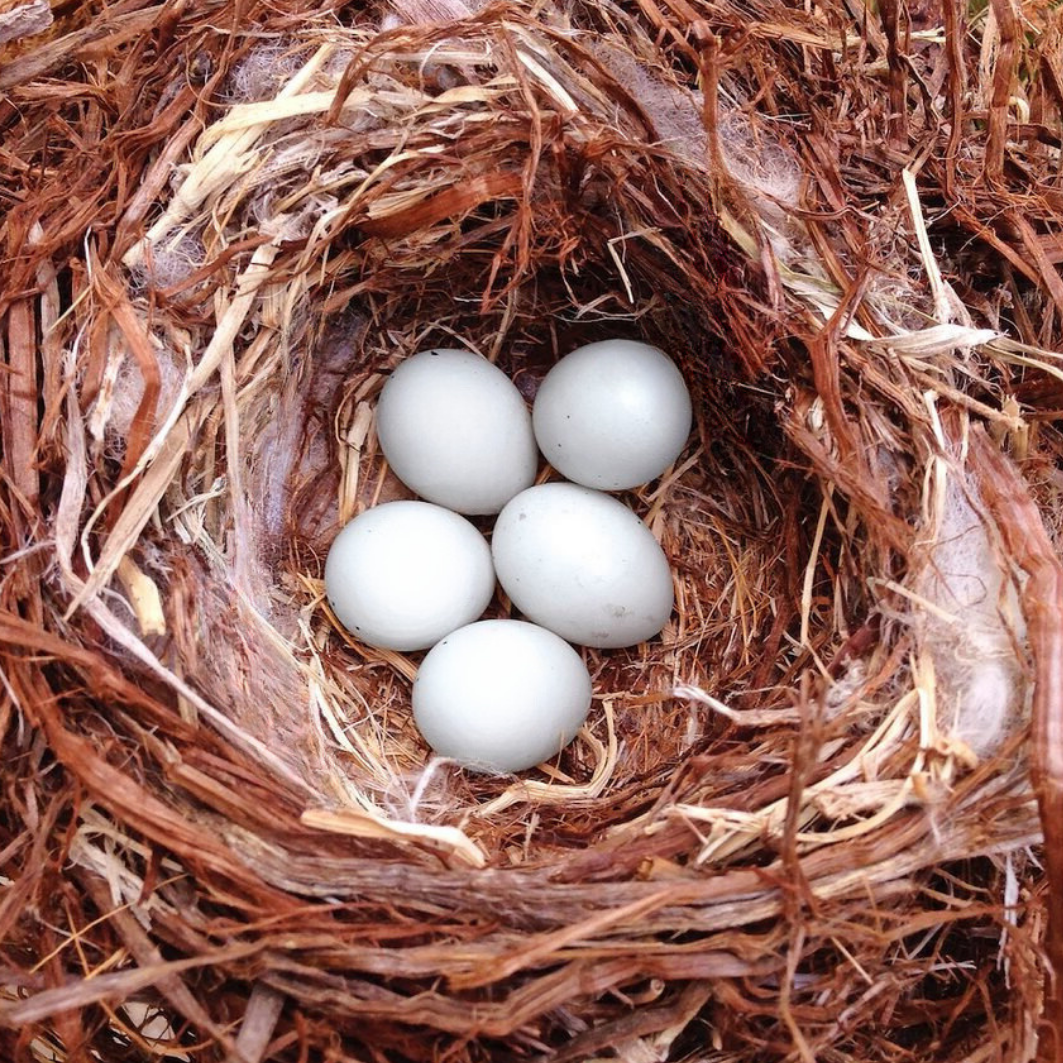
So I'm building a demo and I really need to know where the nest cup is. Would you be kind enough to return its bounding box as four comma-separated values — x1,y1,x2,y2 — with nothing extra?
2,2,1062,1060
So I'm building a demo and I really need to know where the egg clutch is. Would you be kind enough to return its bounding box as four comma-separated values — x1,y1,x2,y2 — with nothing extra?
324,340,693,774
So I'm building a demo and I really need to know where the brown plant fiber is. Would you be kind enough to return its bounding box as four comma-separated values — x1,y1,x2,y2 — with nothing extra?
2,0,1063,1061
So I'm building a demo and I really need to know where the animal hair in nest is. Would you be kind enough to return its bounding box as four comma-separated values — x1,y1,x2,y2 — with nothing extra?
1,1,1063,1061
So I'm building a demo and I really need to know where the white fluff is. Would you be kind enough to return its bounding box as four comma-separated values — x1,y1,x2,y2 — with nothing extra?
88,338,185,458
917,476,1027,759
127,229,205,293
226,40,306,103
588,44,806,273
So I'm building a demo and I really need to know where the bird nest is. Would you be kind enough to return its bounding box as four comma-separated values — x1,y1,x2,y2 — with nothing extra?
2,1,1063,1060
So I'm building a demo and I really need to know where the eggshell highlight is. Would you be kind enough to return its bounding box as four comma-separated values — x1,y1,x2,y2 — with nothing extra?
325,501,495,651
533,339,692,490
413,620,593,773
492,483,674,648
376,348,539,515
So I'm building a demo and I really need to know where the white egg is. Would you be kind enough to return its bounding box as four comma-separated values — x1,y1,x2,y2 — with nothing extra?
532,339,693,490
412,620,592,773
324,501,495,651
376,348,539,515
492,483,674,648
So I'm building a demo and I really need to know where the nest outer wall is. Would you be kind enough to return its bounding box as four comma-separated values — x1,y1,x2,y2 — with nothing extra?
2,0,1063,1061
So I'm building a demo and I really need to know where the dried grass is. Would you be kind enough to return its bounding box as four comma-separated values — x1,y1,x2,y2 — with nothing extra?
2,0,1063,1060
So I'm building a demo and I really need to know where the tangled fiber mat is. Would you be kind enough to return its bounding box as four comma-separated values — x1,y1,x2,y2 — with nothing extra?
3,0,1063,1060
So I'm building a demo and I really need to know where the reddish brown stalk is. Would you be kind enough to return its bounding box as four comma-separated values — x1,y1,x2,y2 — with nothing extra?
985,0,1020,183
940,0,965,197
878,0,908,147
970,428,1063,1060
